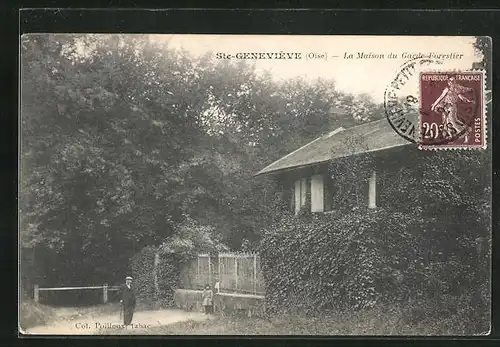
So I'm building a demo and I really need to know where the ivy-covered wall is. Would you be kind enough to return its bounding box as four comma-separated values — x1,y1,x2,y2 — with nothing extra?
130,246,192,307
260,148,490,318
260,209,420,313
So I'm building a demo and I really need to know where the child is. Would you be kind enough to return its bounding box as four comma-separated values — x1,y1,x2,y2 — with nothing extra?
202,284,213,314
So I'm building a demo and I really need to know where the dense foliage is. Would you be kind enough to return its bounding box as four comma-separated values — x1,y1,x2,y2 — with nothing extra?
260,146,490,325
19,34,491,334
130,217,227,305
20,34,383,289
261,209,415,312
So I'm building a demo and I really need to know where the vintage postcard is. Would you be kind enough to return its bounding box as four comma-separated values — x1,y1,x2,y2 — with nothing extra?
19,35,491,336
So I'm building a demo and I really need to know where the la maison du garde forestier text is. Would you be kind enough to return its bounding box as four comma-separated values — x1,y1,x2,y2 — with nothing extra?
215,51,465,60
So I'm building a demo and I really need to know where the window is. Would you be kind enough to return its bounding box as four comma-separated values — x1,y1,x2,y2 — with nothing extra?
291,169,376,214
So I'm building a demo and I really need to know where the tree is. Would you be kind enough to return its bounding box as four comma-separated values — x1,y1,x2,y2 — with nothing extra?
20,34,212,286
20,33,391,290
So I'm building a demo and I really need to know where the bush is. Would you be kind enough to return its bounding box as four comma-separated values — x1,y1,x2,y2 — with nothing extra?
130,217,228,307
130,246,180,307
260,207,488,317
156,253,182,307
130,246,155,302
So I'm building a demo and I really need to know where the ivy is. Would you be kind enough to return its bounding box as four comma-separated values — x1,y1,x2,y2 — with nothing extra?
130,217,229,306
260,203,488,314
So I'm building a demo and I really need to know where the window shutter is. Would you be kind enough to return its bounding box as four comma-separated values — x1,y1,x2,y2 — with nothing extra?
368,170,377,209
294,179,301,214
311,174,324,212
300,178,307,208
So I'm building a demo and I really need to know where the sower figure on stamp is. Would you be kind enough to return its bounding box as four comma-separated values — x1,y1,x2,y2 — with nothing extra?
120,276,136,325
430,76,475,143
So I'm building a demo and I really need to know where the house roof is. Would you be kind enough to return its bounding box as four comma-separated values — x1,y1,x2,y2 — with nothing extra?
255,118,410,176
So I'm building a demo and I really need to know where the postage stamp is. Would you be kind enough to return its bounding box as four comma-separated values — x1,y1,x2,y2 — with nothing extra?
384,57,444,144
418,71,486,150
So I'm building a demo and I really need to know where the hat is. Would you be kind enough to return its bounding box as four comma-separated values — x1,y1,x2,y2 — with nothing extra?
125,276,133,280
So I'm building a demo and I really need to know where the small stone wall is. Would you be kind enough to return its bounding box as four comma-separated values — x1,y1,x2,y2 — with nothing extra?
173,289,204,312
174,289,265,317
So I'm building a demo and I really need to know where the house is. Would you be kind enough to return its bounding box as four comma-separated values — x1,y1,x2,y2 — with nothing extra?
255,118,412,214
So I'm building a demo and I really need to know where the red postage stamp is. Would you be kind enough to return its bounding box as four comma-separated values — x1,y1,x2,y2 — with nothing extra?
419,71,486,149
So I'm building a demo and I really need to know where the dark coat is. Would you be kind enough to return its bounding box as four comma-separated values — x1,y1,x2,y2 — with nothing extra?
121,284,136,308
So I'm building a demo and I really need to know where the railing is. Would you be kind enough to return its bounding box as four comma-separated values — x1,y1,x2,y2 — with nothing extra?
33,284,121,303
179,252,264,295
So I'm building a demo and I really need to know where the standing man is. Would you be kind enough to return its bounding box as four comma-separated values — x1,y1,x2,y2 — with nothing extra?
120,276,136,325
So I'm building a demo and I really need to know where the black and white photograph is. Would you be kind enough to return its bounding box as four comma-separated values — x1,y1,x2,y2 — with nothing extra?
19,34,491,335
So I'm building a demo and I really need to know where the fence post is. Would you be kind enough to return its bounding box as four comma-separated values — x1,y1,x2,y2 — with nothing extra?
253,254,257,295
103,284,108,304
34,284,39,303
234,256,238,290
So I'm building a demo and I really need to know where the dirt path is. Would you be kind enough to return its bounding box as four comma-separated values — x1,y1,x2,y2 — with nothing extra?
24,307,211,335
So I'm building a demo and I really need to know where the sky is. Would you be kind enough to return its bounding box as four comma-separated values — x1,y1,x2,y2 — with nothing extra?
150,35,480,103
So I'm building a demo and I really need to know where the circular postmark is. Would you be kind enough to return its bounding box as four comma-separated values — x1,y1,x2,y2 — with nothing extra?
384,57,443,144
384,58,480,146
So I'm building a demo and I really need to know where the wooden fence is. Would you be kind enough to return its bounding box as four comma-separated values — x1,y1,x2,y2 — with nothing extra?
33,284,121,304
179,252,264,295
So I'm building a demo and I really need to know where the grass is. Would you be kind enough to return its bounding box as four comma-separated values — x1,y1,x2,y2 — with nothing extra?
19,301,126,331
22,294,490,336
163,312,488,335
99,301,490,336
19,299,56,330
